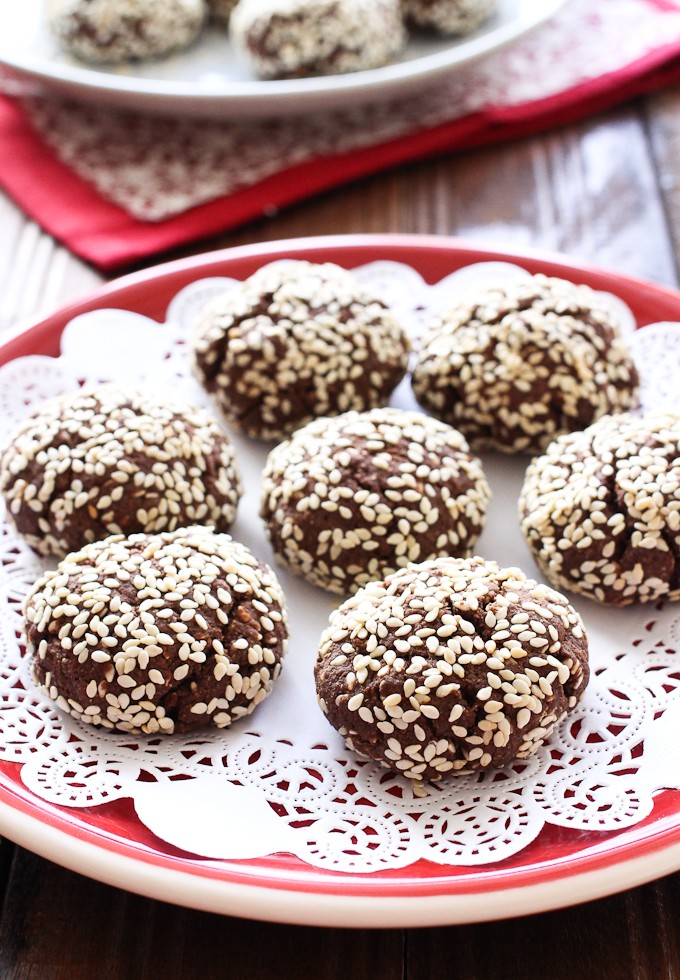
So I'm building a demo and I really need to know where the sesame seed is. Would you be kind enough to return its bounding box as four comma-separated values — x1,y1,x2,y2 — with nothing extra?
23,527,288,736
315,553,588,782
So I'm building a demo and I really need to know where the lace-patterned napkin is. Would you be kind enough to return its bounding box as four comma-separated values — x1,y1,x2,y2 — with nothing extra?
1,0,680,268
1,259,679,872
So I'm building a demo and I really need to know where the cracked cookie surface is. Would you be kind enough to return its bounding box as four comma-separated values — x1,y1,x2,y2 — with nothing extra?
315,555,589,781
261,407,490,595
192,260,411,441
412,273,640,454
0,385,241,558
25,526,288,735
519,411,680,605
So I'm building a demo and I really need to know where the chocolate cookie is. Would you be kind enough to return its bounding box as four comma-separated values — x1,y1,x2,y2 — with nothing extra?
0,386,241,558
315,556,589,781
401,0,497,35
192,260,411,441
229,0,407,79
47,0,207,64
25,526,288,735
260,407,491,594
412,273,640,454
519,411,680,605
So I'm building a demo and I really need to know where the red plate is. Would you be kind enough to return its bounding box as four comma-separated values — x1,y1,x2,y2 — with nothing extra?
1,234,680,927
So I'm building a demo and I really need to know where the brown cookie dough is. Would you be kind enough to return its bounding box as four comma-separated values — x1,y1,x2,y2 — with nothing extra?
519,411,680,605
260,407,491,594
315,556,589,781
229,0,407,79
412,273,640,454
0,386,241,558
401,0,497,35
192,260,411,441
47,0,207,64
25,526,288,735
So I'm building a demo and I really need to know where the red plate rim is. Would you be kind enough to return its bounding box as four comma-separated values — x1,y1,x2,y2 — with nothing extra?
1,232,680,927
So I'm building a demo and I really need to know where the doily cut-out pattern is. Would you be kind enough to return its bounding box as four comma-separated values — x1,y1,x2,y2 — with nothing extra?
17,0,680,220
0,260,679,872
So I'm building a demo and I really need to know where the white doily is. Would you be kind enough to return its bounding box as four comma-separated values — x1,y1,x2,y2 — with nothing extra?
1,259,679,872
16,0,680,221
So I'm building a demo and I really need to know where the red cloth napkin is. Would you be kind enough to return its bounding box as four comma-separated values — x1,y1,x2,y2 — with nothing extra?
2,0,680,271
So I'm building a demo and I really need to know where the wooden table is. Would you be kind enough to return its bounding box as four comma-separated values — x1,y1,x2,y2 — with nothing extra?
1,84,680,978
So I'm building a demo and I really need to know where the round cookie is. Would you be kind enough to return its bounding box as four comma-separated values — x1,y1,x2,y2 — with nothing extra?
402,0,497,36
315,556,589,781
192,260,411,441
260,407,491,594
47,0,207,64
519,411,680,606
25,526,288,735
412,273,640,454
0,386,241,558
229,0,407,79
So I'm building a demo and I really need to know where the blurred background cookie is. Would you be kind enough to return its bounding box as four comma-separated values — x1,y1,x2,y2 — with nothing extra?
47,0,207,64
230,0,407,79
401,0,497,36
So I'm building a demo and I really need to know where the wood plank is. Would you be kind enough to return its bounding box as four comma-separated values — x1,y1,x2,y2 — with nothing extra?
0,850,403,980
406,876,680,980
0,199,101,337
1,98,669,320
160,105,675,291
644,84,680,283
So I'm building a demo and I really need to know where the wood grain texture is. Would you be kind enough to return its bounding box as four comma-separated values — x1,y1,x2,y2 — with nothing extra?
644,84,680,284
407,875,680,980
0,205,99,338
1,86,680,979
128,105,677,289
0,850,404,980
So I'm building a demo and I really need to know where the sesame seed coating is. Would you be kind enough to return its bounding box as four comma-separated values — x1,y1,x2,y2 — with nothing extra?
411,273,640,454
192,260,411,441
230,0,407,79
24,526,288,735
401,0,497,36
0,385,242,558
315,555,588,781
47,0,207,64
520,412,680,606
261,407,491,594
